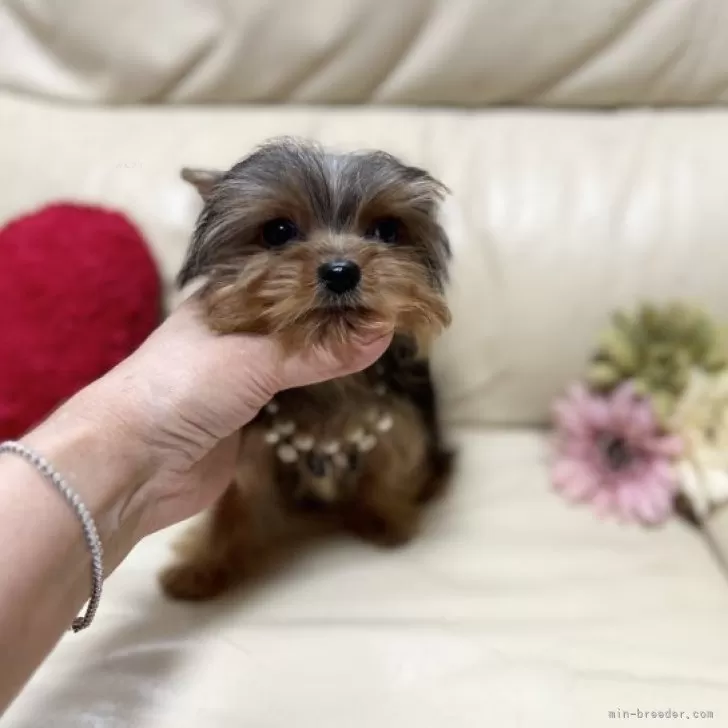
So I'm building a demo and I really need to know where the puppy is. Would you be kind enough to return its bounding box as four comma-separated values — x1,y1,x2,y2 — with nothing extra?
161,138,453,601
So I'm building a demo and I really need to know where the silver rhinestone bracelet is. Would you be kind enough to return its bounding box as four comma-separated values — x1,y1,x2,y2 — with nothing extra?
0,440,104,632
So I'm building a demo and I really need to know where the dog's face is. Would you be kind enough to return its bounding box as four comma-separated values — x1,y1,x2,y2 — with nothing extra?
179,138,451,354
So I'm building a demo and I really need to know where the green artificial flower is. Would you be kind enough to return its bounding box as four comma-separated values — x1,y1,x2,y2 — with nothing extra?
587,302,728,422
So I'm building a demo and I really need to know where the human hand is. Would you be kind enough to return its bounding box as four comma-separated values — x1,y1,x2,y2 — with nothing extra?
57,298,393,544
0,298,391,706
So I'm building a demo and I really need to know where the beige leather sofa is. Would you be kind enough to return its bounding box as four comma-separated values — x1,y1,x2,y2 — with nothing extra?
4,1,728,726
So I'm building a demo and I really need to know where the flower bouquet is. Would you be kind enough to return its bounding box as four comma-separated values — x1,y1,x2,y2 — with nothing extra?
551,302,728,533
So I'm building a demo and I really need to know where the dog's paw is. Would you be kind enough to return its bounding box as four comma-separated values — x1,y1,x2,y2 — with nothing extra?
159,562,231,601
345,508,416,548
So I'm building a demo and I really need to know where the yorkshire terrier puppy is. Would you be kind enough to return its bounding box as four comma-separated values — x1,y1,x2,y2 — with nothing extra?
160,138,453,601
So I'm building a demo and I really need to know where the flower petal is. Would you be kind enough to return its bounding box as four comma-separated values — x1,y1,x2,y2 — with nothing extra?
646,434,683,459
649,460,677,488
551,458,599,502
592,488,616,518
624,400,659,440
653,467,679,495
639,491,673,525
552,400,590,438
615,480,644,521
561,474,600,502
611,381,639,422
567,382,591,403
650,485,676,517
583,398,612,431
635,494,660,524
627,476,676,525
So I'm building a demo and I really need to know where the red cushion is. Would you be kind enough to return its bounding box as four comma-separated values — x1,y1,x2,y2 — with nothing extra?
0,203,162,438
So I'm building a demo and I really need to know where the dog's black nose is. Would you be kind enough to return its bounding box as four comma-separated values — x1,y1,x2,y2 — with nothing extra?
318,260,361,294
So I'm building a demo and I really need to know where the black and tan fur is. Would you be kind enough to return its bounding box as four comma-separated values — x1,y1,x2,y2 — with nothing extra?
160,138,453,601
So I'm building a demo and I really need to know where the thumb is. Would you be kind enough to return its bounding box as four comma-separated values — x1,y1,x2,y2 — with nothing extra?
278,332,394,389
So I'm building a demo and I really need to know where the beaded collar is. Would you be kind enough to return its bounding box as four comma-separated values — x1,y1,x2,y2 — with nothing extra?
262,364,393,473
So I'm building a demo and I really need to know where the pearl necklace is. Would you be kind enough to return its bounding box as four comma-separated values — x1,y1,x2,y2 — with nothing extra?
262,368,394,471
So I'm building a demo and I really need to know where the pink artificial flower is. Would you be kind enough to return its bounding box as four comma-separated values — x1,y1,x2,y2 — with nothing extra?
551,381,683,525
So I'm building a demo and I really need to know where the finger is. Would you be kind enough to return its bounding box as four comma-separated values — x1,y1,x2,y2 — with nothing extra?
168,297,393,397
278,331,393,389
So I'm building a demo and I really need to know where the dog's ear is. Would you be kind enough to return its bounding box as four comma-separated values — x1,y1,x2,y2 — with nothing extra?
181,167,224,201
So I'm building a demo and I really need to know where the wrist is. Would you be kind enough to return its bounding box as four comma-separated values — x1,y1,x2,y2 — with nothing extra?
22,384,155,570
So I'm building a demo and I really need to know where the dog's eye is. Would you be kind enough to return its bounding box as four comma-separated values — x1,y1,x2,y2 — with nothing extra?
366,217,401,244
262,218,299,247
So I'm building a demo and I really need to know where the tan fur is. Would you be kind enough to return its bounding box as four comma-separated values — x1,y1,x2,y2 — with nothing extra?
161,138,453,602
160,395,442,600
202,235,451,358
160,429,332,599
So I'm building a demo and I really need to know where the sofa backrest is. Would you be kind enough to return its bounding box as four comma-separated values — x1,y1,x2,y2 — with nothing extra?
2,0,727,106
